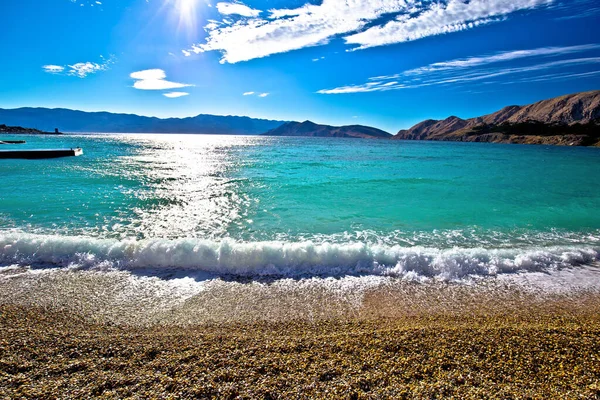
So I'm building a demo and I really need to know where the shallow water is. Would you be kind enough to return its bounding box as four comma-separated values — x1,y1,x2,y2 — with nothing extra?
2,133,600,323
1,133,599,280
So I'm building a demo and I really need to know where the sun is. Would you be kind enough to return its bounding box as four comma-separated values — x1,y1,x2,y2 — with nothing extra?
176,0,196,14
174,0,198,33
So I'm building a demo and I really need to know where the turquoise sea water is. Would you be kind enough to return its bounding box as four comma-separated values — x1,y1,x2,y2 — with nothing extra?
1,133,599,280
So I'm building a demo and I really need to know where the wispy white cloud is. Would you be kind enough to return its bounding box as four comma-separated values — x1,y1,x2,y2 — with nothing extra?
185,0,556,64
182,50,192,57
163,92,190,98
501,70,600,85
550,0,600,20
68,62,106,78
42,55,115,78
345,0,552,50
242,91,269,97
216,2,261,17
317,45,600,94
188,0,414,63
131,69,193,90
42,65,65,74
378,44,600,78
69,0,103,7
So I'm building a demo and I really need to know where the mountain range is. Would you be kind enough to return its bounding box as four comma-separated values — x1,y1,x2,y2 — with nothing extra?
393,90,600,146
1,90,599,145
0,108,285,135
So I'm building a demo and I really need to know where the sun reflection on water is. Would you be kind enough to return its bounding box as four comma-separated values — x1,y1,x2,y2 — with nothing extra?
104,134,258,240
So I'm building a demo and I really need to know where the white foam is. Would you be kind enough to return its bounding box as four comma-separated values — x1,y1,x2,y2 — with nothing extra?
1,232,599,281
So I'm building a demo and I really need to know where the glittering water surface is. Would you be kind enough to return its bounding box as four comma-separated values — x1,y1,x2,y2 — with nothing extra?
1,133,600,280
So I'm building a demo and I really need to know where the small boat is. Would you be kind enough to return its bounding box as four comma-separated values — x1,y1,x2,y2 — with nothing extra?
0,148,83,159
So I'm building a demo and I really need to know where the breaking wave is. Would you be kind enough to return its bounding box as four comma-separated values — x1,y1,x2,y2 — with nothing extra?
1,232,599,281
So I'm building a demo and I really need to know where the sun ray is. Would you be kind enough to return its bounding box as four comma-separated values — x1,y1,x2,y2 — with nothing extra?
171,0,199,35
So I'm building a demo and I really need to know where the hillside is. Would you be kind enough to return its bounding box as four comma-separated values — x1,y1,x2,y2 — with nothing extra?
263,120,392,139
394,91,600,146
0,108,285,135
0,124,59,135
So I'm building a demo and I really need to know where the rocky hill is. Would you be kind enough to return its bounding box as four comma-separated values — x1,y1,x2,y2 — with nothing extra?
263,120,392,139
0,124,59,134
394,91,600,146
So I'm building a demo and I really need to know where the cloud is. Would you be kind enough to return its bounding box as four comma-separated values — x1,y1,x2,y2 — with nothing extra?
130,69,193,90
216,2,261,17
317,45,600,93
163,92,190,98
42,65,65,74
68,62,107,78
509,70,600,83
185,0,556,64
41,56,115,78
550,0,600,20
345,0,553,50
385,44,600,78
188,0,414,63
69,0,104,7
242,91,269,97
182,50,192,57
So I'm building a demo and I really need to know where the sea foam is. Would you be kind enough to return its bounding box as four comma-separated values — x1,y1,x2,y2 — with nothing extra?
0,232,598,281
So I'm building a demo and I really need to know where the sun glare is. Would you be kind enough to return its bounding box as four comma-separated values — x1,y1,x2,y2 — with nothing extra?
173,0,198,33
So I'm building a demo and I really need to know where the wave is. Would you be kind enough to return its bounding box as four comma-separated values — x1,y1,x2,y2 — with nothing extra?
0,232,598,281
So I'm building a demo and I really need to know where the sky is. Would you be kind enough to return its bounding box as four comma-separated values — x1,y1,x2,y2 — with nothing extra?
0,0,599,132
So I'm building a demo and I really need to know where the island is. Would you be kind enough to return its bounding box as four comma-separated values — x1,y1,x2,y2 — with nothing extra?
262,120,392,139
393,90,600,146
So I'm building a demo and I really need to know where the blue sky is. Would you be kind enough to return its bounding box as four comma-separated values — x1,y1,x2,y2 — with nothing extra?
1,0,599,132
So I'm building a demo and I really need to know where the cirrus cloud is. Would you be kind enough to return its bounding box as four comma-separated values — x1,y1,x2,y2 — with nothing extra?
345,0,553,50
185,0,556,64
242,91,269,97
317,44,600,94
42,55,115,78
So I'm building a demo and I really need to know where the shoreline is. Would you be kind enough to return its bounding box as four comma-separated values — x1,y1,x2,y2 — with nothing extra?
1,268,600,397
1,265,600,325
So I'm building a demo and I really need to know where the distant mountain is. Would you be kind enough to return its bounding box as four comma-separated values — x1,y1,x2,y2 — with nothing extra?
263,120,392,139
0,107,286,135
394,90,600,146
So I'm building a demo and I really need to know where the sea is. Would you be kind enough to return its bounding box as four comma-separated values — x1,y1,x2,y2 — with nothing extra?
1,133,600,323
